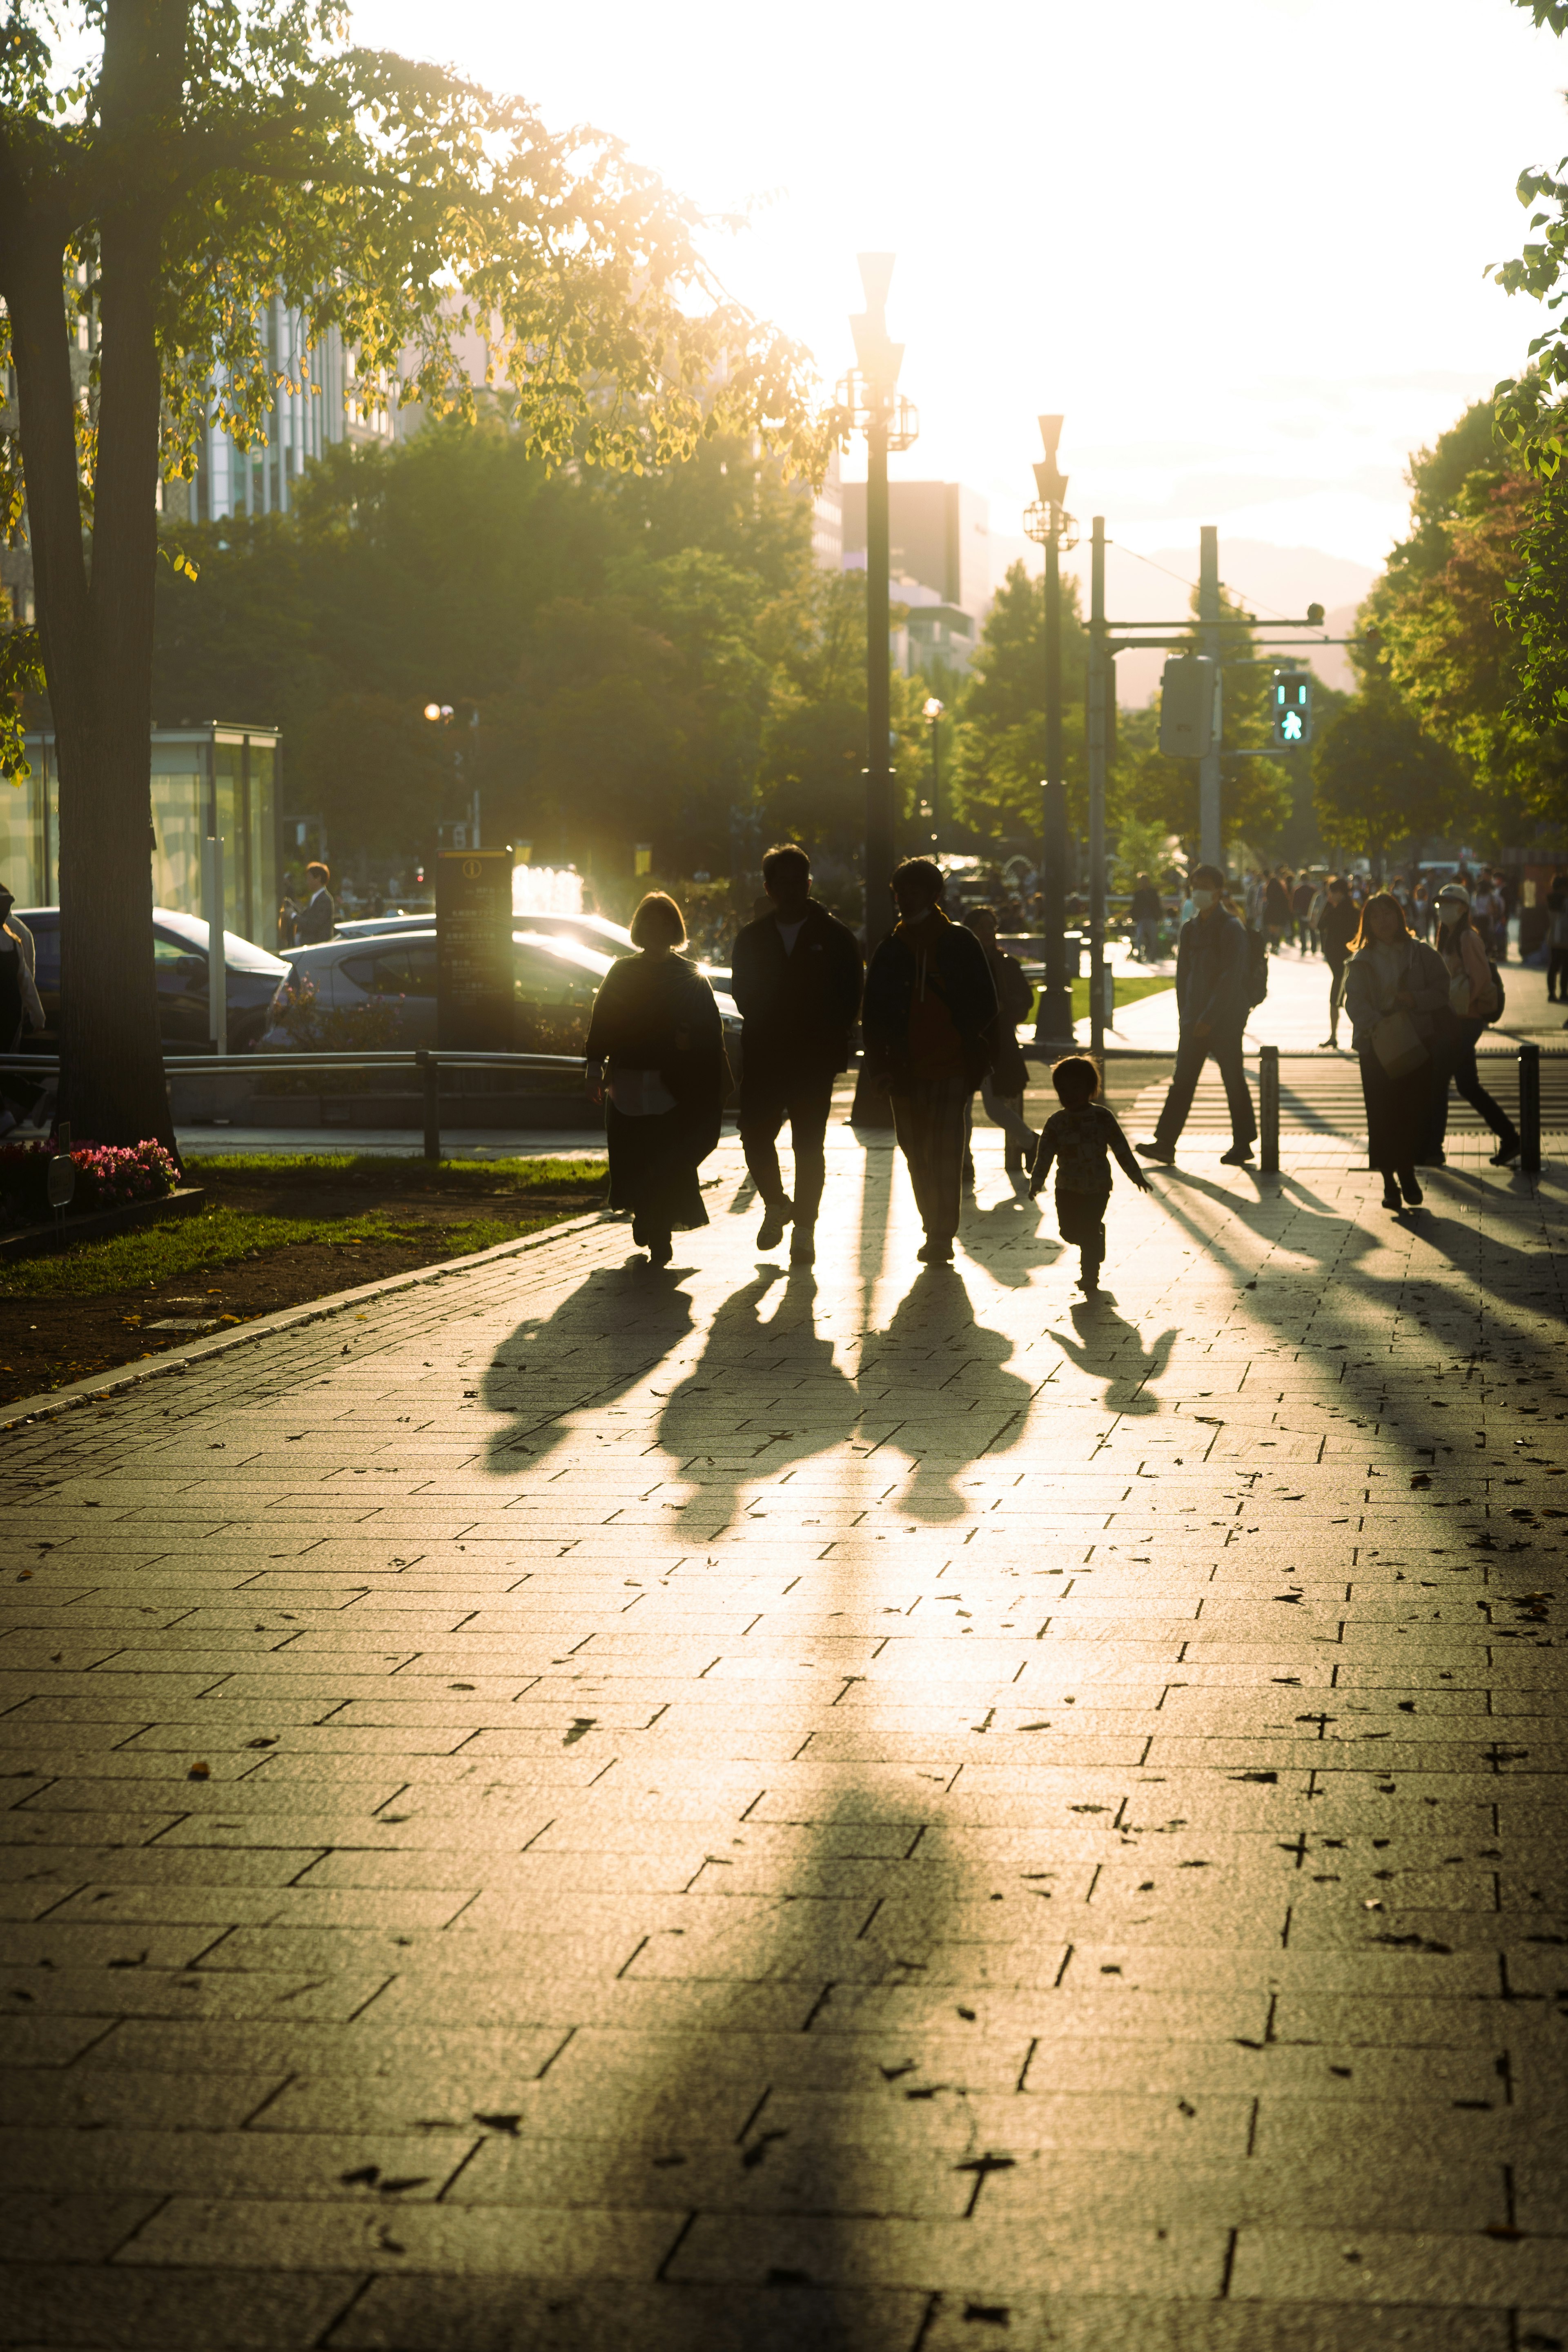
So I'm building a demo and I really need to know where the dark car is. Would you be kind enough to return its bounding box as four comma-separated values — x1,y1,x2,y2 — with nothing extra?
17,908,290,1055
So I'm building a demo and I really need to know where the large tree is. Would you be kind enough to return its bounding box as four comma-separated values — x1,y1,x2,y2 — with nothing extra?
0,0,818,1146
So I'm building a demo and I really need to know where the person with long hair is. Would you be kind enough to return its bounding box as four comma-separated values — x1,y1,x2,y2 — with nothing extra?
1342,890,1449,1209
584,892,728,1267
1432,882,1519,1167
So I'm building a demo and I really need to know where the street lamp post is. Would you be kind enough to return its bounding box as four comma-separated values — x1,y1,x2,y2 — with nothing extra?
1023,416,1076,1047
424,701,481,849
922,696,943,855
838,253,918,1127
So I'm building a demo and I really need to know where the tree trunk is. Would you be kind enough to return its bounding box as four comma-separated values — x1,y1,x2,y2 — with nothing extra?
0,0,186,1153
58,202,177,1152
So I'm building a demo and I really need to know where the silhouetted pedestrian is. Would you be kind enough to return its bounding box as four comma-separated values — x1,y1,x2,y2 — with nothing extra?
729,844,862,1266
1433,881,1518,1167
1029,1054,1149,1295
1137,863,1257,1167
964,905,1039,1176
1343,889,1449,1210
862,858,997,1264
1317,875,1359,1049
585,893,728,1267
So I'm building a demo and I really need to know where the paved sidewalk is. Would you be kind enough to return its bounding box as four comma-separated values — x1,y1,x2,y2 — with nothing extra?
2,1128,1567,2350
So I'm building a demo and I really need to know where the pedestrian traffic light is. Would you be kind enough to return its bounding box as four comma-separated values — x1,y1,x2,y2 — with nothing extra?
1272,669,1312,747
1158,655,1218,759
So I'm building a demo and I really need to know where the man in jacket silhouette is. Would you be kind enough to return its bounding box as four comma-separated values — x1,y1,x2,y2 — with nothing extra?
729,844,863,1265
1137,862,1256,1167
862,859,998,1263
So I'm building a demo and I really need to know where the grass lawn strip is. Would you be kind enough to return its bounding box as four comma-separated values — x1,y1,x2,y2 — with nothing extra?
0,1152,608,1401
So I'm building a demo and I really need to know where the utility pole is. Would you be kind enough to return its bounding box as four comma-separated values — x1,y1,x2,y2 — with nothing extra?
1025,416,1075,1046
1198,524,1222,870
1088,517,1108,1061
841,253,918,1127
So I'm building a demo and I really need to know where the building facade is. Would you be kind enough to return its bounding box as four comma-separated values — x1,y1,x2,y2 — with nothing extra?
840,479,991,675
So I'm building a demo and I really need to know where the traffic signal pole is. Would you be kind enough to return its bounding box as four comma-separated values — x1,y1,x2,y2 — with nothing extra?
1088,517,1108,1062
1198,524,1222,870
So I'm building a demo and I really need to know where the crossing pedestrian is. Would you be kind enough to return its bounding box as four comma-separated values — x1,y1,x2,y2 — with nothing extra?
584,891,728,1267
862,858,998,1264
1136,863,1257,1168
1317,874,1359,1049
1547,871,1568,1011
1129,873,1163,964
728,844,863,1266
1343,889,1449,1210
1263,868,1292,951
1432,882,1519,1167
1029,1054,1149,1296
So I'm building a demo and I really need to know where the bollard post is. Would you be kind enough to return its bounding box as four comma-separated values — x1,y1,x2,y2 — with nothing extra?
1519,1042,1541,1175
1259,1044,1280,1174
418,1050,440,1165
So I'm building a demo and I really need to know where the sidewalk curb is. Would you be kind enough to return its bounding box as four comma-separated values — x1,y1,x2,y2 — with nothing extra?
0,1207,613,1432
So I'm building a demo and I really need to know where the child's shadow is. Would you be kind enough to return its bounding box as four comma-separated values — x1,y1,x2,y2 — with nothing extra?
1051,1298,1176,1417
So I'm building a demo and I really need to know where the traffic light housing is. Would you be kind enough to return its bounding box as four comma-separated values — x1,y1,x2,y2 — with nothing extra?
1272,668,1312,747
1158,655,1218,759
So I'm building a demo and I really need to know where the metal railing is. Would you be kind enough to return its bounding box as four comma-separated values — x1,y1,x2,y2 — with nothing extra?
0,1048,589,1165
0,1040,1559,1172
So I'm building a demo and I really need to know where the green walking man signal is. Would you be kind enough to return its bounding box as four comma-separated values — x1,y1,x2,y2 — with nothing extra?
1272,668,1312,746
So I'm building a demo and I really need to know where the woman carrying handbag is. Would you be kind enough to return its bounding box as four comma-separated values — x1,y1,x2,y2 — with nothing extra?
1431,882,1519,1167
1342,891,1450,1210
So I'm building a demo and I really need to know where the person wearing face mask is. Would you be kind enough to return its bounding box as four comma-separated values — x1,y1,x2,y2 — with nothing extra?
1342,889,1450,1209
0,886,44,1135
1137,863,1256,1168
861,858,998,1263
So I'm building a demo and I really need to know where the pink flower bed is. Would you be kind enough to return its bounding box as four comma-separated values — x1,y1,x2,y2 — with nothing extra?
0,1138,179,1221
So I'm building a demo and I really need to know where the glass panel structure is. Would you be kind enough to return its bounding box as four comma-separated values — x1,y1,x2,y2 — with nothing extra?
22,724,279,948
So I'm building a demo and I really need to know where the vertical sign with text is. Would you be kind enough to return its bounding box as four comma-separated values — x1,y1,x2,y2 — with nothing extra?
437,847,513,1050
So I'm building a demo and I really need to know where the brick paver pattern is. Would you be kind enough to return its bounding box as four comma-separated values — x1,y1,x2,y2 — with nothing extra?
2,1131,1567,2352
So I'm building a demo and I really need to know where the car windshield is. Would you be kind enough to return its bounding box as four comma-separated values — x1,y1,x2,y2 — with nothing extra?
152,910,286,974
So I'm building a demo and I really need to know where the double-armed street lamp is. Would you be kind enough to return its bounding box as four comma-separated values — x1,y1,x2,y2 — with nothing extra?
837,252,918,1125
922,695,943,855
1023,414,1077,1048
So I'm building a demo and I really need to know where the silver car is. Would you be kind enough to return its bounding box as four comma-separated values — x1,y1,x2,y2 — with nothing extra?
263,926,744,1079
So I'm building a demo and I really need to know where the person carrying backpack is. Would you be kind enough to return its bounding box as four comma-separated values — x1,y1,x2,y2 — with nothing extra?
1432,882,1518,1167
1136,863,1257,1168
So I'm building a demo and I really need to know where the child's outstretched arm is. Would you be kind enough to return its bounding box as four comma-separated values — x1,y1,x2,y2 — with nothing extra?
1027,1125,1057,1197
1103,1109,1151,1191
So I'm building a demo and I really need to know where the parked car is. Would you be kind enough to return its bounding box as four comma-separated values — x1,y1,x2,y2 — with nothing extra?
261,925,746,1080
333,907,733,989
16,908,290,1054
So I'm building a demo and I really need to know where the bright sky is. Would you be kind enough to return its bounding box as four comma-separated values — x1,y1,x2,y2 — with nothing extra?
353,0,1567,587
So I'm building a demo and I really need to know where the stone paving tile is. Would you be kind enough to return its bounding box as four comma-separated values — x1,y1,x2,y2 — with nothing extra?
0,1136,1566,2346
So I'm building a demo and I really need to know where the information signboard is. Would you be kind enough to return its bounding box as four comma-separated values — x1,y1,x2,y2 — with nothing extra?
437,847,514,1050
